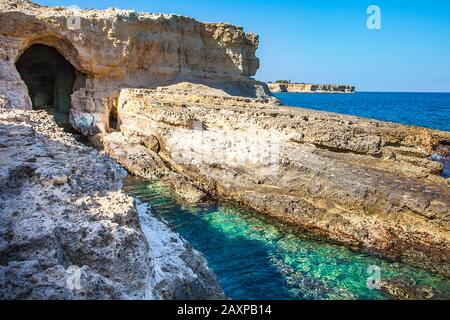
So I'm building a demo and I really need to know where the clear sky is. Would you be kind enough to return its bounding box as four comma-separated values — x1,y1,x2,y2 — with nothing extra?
35,0,450,92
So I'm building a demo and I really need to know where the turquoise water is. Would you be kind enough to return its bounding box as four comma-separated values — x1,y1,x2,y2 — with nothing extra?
125,180,450,300
275,92,450,132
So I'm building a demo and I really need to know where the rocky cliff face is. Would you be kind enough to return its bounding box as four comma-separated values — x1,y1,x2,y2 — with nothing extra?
0,0,270,135
269,83,355,93
102,83,450,277
0,108,225,299
1,0,449,298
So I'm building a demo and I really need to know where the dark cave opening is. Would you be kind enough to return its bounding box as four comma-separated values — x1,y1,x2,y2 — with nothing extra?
15,44,79,130
109,108,119,132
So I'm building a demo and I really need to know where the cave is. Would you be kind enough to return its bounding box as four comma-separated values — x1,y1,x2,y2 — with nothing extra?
108,108,119,132
15,44,79,130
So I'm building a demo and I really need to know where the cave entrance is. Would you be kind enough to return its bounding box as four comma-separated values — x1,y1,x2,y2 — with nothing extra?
15,44,79,131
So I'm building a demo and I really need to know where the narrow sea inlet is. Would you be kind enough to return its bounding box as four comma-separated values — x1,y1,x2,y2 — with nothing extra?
124,180,450,300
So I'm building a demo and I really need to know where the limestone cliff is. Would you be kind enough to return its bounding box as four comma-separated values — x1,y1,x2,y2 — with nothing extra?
269,83,355,93
0,0,270,135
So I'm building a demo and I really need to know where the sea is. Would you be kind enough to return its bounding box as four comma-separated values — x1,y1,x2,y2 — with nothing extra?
274,92,450,132
124,92,450,300
275,92,450,178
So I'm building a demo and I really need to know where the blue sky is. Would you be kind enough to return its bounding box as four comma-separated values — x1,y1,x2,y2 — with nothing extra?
36,0,450,92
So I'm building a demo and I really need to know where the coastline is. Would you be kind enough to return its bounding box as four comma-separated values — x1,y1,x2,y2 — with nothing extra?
274,91,450,132
0,0,449,300
126,179,450,300
268,83,355,94
102,84,450,278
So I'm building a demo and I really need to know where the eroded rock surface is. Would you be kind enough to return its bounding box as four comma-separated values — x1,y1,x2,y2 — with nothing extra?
0,108,224,300
0,0,270,135
268,83,355,93
104,84,450,277
380,278,449,300
1,0,449,297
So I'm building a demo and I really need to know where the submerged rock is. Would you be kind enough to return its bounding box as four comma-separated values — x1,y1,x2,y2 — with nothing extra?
103,132,168,180
0,108,225,300
171,174,207,204
380,278,450,300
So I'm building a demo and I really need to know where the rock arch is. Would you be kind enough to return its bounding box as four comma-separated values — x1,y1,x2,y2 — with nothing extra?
16,35,84,72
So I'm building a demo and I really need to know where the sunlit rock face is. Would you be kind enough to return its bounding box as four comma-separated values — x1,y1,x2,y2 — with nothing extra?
0,0,269,134
103,83,450,278
268,83,356,93
1,0,449,294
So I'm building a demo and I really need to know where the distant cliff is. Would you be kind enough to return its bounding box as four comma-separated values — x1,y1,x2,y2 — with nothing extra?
268,83,355,93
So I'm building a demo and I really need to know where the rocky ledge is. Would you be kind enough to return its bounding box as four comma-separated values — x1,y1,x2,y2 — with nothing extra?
0,108,225,300
103,83,450,278
268,83,355,94
0,0,270,135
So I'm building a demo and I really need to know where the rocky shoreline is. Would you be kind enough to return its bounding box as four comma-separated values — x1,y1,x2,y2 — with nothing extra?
0,0,449,300
268,83,355,94
102,83,450,278
0,108,225,299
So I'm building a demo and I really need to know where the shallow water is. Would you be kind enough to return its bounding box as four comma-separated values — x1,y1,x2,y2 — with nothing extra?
124,180,450,300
